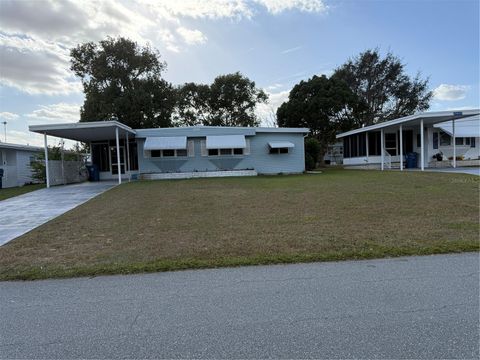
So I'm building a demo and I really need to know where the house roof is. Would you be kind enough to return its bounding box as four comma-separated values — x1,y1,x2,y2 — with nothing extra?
29,121,309,142
0,142,43,152
135,126,309,138
434,115,480,138
29,121,136,142
336,109,480,138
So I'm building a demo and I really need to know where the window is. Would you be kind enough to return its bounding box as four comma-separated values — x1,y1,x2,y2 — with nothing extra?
433,132,439,149
455,137,464,146
208,148,243,156
471,137,476,148
439,131,451,146
151,149,187,157
416,134,421,148
465,138,471,146
270,147,289,154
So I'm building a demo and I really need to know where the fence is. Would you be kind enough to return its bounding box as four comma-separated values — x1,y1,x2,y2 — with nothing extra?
47,160,88,186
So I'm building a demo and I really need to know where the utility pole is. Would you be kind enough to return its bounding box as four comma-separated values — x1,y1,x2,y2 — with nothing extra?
1,121,6,142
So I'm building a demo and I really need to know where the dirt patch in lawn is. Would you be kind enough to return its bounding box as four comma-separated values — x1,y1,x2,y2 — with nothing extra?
1,170,478,280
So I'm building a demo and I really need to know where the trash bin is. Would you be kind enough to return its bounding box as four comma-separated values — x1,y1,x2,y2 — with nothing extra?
406,152,418,169
86,164,100,182
0,168,3,189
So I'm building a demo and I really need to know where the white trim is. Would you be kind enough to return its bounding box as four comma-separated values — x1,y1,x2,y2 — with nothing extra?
30,120,135,135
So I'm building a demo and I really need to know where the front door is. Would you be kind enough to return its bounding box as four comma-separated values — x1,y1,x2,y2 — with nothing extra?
110,146,125,175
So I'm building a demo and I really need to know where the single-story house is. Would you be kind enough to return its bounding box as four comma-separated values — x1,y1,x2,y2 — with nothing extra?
336,109,480,170
29,122,309,186
0,142,43,188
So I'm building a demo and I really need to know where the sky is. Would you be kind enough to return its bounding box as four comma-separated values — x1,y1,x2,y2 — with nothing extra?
0,0,478,147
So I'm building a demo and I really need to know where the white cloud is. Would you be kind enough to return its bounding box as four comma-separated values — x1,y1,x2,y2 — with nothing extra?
0,112,19,120
0,0,329,96
255,0,328,14
281,46,302,54
433,84,470,101
26,103,81,124
0,34,82,95
257,89,290,126
4,130,44,147
176,27,207,45
141,0,254,20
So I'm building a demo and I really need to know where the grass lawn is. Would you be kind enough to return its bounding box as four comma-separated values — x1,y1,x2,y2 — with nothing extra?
0,184,45,202
0,169,478,280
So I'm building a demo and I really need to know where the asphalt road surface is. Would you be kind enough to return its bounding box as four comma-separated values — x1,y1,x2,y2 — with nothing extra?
1,253,479,359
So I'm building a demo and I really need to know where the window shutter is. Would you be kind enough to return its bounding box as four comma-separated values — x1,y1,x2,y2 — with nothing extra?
188,140,195,157
244,139,250,155
201,140,207,156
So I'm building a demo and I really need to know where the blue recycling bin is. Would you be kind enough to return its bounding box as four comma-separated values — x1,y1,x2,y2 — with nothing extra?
86,164,100,181
406,152,418,169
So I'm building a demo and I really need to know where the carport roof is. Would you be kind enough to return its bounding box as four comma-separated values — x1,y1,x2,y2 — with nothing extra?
336,109,480,138
29,121,136,142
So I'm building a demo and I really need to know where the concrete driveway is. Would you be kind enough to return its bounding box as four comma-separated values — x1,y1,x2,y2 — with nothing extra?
0,253,478,359
426,167,480,176
0,181,116,246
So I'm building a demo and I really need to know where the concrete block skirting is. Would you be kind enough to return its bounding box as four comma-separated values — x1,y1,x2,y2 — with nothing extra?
140,170,258,180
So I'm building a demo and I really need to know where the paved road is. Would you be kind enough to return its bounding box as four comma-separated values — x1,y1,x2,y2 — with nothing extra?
0,181,116,246
1,253,478,359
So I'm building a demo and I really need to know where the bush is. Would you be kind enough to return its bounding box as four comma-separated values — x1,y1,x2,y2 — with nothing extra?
305,153,316,171
305,137,321,170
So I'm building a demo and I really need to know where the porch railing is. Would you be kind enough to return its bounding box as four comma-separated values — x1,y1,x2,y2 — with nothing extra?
383,149,392,169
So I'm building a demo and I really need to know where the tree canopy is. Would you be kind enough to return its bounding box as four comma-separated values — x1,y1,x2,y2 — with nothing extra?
71,37,175,128
332,49,433,127
277,75,358,162
174,72,268,127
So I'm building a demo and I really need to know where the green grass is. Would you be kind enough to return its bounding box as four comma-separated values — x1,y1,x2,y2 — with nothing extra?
0,184,45,201
0,169,478,281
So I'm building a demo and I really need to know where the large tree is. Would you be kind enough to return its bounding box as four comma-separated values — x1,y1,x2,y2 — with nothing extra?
71,37,175,128
332,49,433,127
174,72,268,127
277,75,358,163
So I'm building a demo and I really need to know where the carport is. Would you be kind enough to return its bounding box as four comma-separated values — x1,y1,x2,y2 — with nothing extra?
337,109,480,170
30,121,136,187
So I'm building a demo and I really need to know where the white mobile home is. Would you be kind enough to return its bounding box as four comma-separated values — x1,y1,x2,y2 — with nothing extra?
0,142,43,188
336,110,479,170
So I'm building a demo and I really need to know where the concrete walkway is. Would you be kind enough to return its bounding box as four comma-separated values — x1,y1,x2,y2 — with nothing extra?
0,181,116,246
0,253,478,359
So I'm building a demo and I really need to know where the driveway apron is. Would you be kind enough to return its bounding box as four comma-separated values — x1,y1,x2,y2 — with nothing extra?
0,181,116,246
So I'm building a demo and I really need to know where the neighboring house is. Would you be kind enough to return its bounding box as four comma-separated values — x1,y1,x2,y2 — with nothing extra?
0,142,43,188
336,110,479,170
29,121,309,186
324,141,344,165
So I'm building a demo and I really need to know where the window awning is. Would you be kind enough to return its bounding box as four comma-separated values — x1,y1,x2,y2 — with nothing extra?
268,141,295,148
144,136,187,150
206,135,246,149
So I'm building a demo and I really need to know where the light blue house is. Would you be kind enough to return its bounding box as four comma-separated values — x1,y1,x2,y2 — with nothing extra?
0,142,43,188
30,121,308,186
